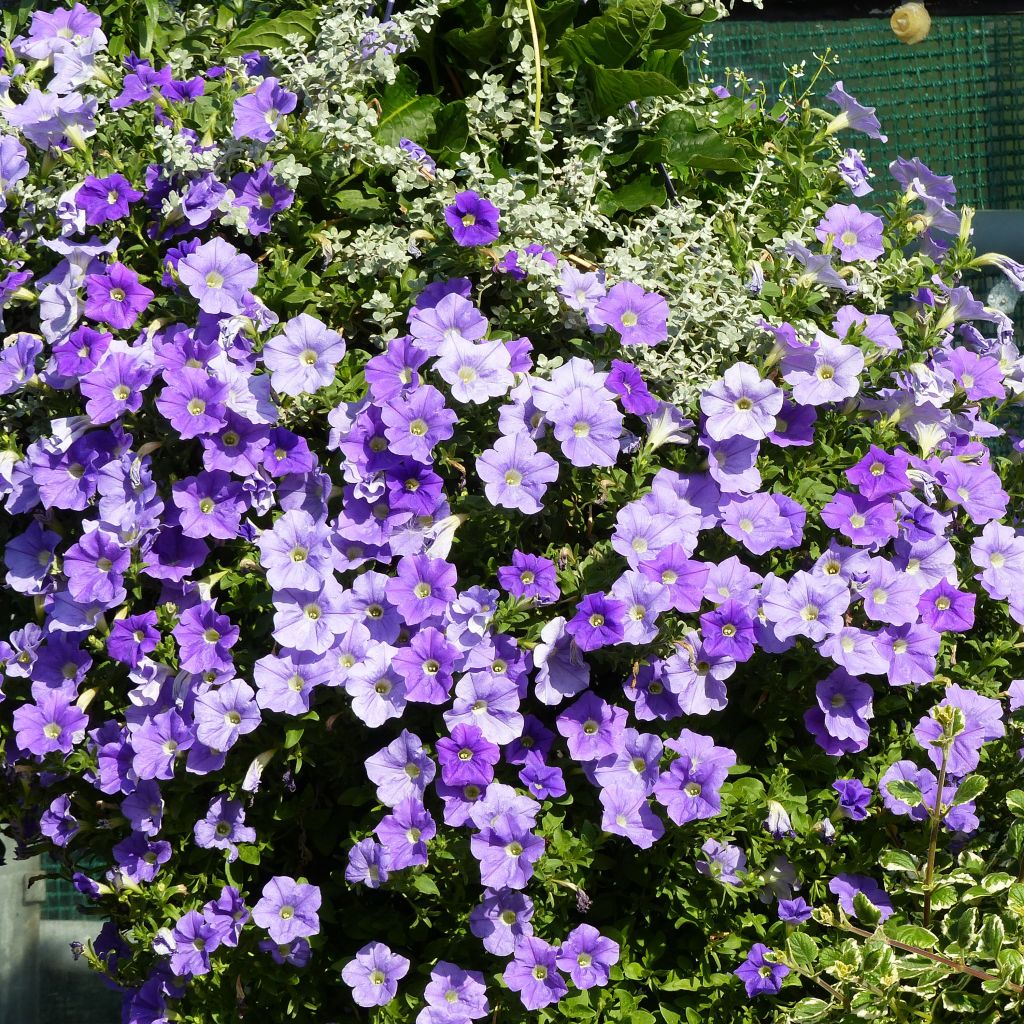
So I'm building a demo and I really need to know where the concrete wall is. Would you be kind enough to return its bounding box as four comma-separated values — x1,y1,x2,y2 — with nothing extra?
0,855,120,1024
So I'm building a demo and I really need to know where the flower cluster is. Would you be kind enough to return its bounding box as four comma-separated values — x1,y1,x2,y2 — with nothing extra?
2,5,1024,1024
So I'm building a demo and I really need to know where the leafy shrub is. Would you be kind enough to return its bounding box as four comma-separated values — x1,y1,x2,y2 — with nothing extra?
1,3,1024,1023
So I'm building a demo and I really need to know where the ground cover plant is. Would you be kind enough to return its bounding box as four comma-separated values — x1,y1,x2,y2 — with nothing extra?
2,1,1024,1022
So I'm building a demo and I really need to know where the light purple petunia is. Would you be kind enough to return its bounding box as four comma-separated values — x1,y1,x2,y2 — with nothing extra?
503,937,567,1010
594,281,669,346
700,362,783,442
783,333,865,405
365,729,436,807
177,238,258,315
476,432,558,514
262,314,345,396
816,203,884,262
380,385,457,462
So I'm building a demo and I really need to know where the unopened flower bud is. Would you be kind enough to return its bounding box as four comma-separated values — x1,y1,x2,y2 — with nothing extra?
891,3,931,46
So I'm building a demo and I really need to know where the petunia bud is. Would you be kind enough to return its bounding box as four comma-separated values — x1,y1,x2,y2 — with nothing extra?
891,3,931,45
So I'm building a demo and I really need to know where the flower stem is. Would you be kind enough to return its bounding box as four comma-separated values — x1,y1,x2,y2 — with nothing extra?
523,0,543,132
923,742,950,927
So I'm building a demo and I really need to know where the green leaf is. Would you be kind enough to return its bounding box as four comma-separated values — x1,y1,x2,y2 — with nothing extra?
789,999,830,1023
952,774,987,805
237,844,260,865
853,891,882,927
223,10,318,56
650,6,709,50
787,931,819,971
590,66,681,117
1006,790,1024,816
411,874,439,896
879,849,919,874
1007,883,1024,918
884,779,924,807
930,883,958,910
432,101,469,160
557,0,663,69
375,71,441,147
284,727,304,749
886,924,937,950
655,110,750,172
980,915,1006,958
445,19,500,63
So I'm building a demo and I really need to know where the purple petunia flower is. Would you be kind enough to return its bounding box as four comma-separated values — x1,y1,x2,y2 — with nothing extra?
498,550,560,603
734,943,790,998
386,553,457,626
653,729,736,825
375,796,436,869
84,262,154,329
816,204,884,262
380,385,457,463
76,172,143,225
777,897,813,924
470,819,544,890
422,960,488,1020
13,690,88,757
445,190,500,246
548,389,623,468
557,924,620,989
469,888,534,955
556,692,627,762
828,873,893,921
594,281,669,346
783,334,864,405
252,876,321,944
436,724,500,788
917,579,975,633
826,81,887,141
697,838,747,886
177,238,258,316
565,592,627,651
262,314,345,397
700,362,783,442
341,941,410,1008
365,730,436,807
503,937,567,1010
606,359,659,415
232,77,297,142
833,778,872,821
476,433,558,514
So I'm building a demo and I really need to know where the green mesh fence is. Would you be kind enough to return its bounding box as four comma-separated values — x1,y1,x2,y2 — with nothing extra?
695,15,1024,210
41,855,96,920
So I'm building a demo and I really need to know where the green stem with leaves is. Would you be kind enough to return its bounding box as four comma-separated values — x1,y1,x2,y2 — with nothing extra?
523,0,543,132
923,735,951,926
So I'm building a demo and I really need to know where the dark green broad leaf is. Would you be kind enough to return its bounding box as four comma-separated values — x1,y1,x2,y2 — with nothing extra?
535,0,579,49
222,10,318,56
596,175,667,216
650,6,713,50
590,66,681,118
643,49,689,89
655,110,751,172
445,18,501,63
375,69,441,146
558,0,663,70
431,100,469,160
